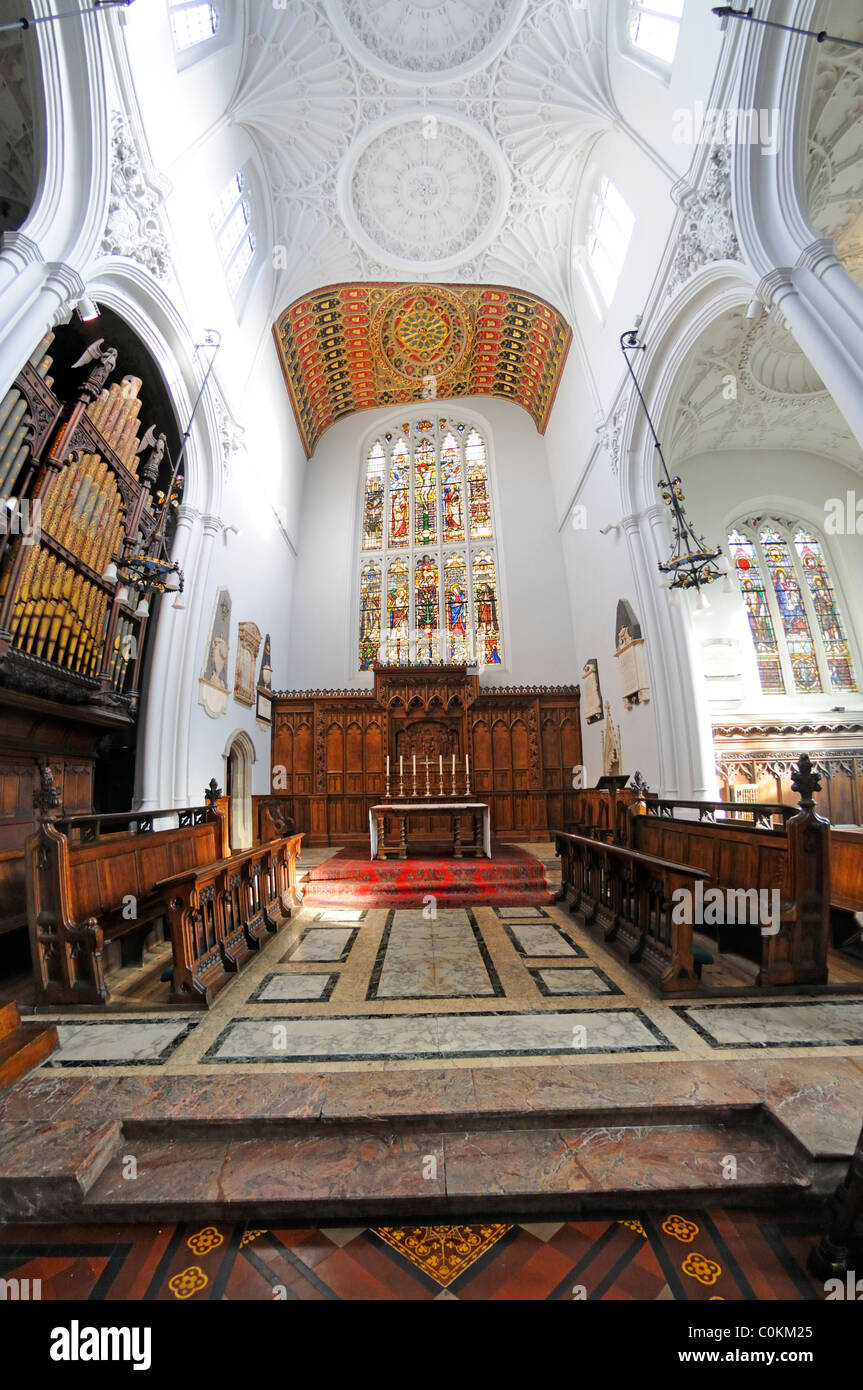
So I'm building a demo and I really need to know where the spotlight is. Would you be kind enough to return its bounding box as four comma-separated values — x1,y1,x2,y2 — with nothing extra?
76,297,100,323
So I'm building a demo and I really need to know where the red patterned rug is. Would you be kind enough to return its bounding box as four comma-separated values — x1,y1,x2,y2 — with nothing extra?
301,845,554,908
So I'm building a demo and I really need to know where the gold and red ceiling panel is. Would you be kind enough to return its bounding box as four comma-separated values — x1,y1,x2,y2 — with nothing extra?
273,282,572,457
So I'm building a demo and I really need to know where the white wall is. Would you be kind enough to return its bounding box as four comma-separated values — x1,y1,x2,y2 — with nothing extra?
285,396,578,691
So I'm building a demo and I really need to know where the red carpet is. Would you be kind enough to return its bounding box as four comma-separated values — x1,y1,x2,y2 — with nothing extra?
301,845,554,909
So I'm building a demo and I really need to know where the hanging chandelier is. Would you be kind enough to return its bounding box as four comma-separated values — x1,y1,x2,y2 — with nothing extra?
620,325,725,602
102,331,221,614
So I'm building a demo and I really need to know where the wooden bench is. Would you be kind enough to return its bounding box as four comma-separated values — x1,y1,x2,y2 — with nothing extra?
26,787,231,1005
158,834,301,1006
554,830,712,993
621,754,831,989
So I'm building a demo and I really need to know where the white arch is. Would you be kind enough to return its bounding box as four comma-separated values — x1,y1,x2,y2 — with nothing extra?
222,728,256,851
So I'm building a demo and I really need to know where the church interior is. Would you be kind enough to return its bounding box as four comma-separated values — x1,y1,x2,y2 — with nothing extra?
1,0,863,1322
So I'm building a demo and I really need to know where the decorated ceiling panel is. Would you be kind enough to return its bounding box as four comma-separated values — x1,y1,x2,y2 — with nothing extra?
273,281,572,457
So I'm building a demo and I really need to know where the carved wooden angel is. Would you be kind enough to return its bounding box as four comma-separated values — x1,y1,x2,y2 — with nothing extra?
71,339,118,394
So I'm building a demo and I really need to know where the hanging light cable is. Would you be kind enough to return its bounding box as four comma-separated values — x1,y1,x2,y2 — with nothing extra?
0,0,135,37
620,324,724,595
712,6,863,51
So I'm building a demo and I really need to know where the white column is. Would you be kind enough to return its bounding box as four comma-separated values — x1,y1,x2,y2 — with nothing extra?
758,251,863,452
0,257,85,394
171,511,223,807
135,503,204,810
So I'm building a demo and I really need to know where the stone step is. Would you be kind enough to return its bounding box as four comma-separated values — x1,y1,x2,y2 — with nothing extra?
0,1013,58,1093
0,1120,121,1220
72,1114,810,1222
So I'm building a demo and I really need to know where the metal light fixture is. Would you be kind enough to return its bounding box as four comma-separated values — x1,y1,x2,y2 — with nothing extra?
620,325,724,595
712,6,863,51
101,330,221,608
0,0,135,37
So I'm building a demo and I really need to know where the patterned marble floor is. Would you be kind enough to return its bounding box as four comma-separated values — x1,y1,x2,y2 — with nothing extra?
0,1207,852,1300
30,892,863,1074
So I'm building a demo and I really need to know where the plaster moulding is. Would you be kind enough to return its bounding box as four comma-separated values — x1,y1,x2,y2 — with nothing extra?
99,113,171,280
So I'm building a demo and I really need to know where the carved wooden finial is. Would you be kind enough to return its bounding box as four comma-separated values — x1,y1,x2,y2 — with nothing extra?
204,778,222,806
791,753,821,807
33,757,62,817
630,770,648,799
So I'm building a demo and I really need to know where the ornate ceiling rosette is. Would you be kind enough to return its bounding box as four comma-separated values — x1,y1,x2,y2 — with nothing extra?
340,113,509,272
273,281,572,456
324,0,524,82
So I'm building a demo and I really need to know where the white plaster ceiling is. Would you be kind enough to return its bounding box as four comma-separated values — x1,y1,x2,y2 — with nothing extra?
229,0,615,314
807,0,863,287
668,306,863,474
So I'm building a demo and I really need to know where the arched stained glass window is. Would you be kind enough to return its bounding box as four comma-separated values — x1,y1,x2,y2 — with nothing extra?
357,417,503,670
359,561,381,673
727,529,785,695
794,530,857,691
473,550,502,666
362,443,385,549
388,441,410,547
466,428,492,540
728,516,857,697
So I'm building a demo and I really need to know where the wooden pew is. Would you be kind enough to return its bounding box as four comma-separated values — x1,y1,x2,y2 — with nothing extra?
622,754,831,988
158,834,301,1006
26,786,229,1005
554,830,711,993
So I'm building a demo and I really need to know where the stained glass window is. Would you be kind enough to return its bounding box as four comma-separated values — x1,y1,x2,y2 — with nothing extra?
728,529,785,695
359,561,381,672
473,551,502,665
444,554,469,664
760,527,821,693
440,433,465,543
466,429,492,540
389,441,410,547
414,554,440,664
628,0,684,65
357,417,503,670
386,557,410,665
362,442,385,550
793,530,857,691
728,518,858,698
414,439,437,546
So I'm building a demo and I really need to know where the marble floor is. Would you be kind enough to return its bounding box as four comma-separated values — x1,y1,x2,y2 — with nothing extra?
27,889,863,1076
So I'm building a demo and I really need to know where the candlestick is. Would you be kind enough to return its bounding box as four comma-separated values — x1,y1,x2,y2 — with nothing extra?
412,753,417,799
451,752,457,798
399,755,404,798
439,754,444,797
385,754,391,800
465,752,471,796
425,757,431,798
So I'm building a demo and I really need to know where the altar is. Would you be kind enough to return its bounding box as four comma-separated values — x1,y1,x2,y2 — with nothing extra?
369,802,492,861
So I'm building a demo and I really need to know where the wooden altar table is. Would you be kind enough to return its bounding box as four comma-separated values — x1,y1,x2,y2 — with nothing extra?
369,803,492,861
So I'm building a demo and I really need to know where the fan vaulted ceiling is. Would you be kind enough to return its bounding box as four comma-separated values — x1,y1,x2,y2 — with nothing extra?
231,0,614,312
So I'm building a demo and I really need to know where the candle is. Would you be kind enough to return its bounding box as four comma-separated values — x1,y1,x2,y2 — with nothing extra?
386,755,390,775
466,753,470,775
412,754,416,774
439,754,443,777
399,755,403,775
452,753,455,774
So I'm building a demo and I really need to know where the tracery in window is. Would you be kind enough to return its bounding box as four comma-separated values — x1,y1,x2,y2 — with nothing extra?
728,517,857,697
627,0,683,66
587,178,635,308
169,1,219,53
211,170,256,295
358,418,503,670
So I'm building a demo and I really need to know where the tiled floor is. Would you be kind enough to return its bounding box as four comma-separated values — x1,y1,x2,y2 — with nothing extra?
0,1209,851,1300
29,889,863,1075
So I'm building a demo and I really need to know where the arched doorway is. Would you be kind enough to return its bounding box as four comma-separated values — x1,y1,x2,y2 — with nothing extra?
224,731,256,851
